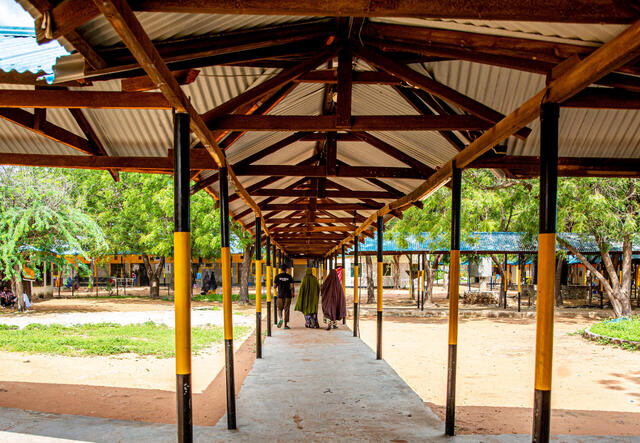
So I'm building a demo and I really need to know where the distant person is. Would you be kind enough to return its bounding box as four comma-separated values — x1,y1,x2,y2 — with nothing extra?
273,264,294,329
321,269,346,330
0,288,9,308
295,268,320,328
211,271,217,291
201,271,211,295
22,293,31,310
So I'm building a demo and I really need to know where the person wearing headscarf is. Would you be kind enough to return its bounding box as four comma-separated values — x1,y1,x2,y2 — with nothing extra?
201,271,211,295
321,269,346,330
295,268,320,328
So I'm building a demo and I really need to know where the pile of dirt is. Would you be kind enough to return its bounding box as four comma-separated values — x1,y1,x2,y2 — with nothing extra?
462,290,499,305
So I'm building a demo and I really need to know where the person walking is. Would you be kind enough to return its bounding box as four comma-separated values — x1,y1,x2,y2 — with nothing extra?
321,269,346,330
274,264,294,329
295,268,320,328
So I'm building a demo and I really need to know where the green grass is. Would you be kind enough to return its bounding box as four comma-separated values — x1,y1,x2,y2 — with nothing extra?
590,316,640,342
0,322,250,357
192,293,266,302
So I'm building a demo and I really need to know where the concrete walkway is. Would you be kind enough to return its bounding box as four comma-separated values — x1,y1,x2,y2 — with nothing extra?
0,312,637,442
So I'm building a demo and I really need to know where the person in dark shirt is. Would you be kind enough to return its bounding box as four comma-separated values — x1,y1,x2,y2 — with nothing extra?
273,265,295,329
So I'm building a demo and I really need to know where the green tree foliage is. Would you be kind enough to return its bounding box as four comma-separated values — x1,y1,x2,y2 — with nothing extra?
0,167,105,309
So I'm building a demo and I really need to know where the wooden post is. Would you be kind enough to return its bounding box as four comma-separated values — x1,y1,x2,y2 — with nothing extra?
445,164,461,436
219,166,236,430
532,102,559,443
376,215,383,360
255,216,262,358
173,112,193,443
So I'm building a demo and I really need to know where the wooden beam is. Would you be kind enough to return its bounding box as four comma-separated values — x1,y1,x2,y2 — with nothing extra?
0,108,97,155
393,86,466,151
297,70,401,85
561,87,640,109
353,131,436,176
266,217,356,224
210,115,492,131
0,90,171,109
38,0,638,38
252,189,395,198
271,226,353,233
234,164,426,179
67,108,120,181
353,44,531,140
120,69,200,92
336,45,352,128
262,203,382,211
202,44,340,124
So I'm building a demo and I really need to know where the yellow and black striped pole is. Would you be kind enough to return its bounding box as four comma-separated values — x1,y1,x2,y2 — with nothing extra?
353,236,359,337
342,245,346,324
173,112,192,443
445,164,461,436
533,102,559,443
266,236,272,337
255,216,262,358
376,215,383,360
219,166,236,430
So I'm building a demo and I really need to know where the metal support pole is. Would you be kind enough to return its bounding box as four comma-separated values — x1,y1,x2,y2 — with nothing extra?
353,237,359,337
445,164,461,436
219,166,236,430
532,102,559,443
173,112,192,443
417,254,422,309
273,245,278,324
255,216,262,359
421,253,426,310
342,245,346,324
376,215,383,360
266,236,272,337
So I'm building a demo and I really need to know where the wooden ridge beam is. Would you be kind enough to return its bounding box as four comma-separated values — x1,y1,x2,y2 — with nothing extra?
233,164,427,179
210,115,492,131
353,44,531,140
561,87,640,109
0,90,171,109
297,70,401,84
36,0,638,40
325,17,640,257
261,203,383,211
251,189,396,198
271,226,354,233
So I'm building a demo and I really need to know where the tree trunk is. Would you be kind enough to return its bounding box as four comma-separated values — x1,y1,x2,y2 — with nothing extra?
555,256,564,307
365,255,375,304
557,236,633,318
239,244,254,304
12,265,25,311
407,254,414,300
142,254,165,299
490,254,506,303
392,255,400,289
424,254,442,304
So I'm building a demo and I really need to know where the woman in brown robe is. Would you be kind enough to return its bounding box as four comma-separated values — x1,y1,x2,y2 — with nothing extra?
321,269,346,330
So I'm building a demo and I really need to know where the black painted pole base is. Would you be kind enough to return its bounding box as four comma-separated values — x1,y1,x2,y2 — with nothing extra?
266,301,272,337
224,339,237,430
353,302,358,337
256,312,262,359
274,298,278,324
176,373,193,443
445,344,457,436
532,389,551,443
376,311,382,360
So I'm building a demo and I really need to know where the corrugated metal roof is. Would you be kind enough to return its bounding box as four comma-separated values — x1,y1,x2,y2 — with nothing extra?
0,26,68,81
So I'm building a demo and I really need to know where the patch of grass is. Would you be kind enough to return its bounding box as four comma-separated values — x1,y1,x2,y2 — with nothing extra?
0,322,250,357
192,293,265,302
590,316,640,342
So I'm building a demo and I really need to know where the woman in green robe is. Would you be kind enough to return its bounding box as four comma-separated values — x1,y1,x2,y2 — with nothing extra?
295,268,320,328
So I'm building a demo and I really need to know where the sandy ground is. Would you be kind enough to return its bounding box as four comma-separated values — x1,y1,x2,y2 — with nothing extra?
359,316,640,436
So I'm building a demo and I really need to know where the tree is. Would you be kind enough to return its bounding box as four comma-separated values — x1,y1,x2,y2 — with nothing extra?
552,178,639,317
391,255,400,289
233,224,254,304
0,167,105,310
365,255,375,304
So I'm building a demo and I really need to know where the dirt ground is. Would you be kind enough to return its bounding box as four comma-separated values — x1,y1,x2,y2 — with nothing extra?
359,316,640,436
0,297,259,425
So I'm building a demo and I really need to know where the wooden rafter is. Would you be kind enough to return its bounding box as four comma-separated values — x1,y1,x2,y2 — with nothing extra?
233,164,427,179
0,90,170,109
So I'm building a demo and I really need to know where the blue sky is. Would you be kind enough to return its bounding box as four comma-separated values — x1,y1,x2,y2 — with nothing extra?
0,0,34,28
